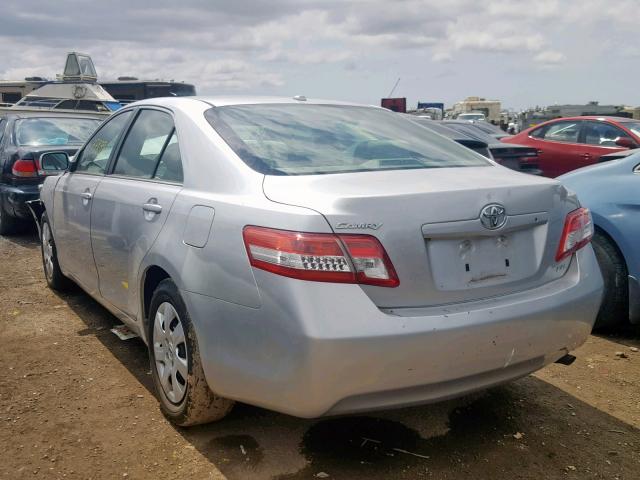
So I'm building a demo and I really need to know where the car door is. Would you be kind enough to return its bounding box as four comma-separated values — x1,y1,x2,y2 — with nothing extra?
53,110,134,294
90,108,183,317
579,121,630,164
527,119,584,177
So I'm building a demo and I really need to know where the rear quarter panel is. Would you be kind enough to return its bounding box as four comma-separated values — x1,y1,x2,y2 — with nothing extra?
560,160,640,280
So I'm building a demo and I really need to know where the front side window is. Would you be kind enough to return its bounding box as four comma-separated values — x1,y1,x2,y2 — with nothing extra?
75,111,133,174
532,121,581,143
583,122,631,146
112,109,174,179
15,117,101,146
205,104,490,175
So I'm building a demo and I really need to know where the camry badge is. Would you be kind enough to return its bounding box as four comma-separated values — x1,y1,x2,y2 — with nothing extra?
335,222,383,230
480,204,507,230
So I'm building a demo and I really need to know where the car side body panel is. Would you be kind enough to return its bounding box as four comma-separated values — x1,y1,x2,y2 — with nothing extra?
42,97,604,417
560,155,640,322
505,116,640,177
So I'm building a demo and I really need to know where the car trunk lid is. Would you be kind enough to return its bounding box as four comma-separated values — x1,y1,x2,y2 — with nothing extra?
263,165,573,308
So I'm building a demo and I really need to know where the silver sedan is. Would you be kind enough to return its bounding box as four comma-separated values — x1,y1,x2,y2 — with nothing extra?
39,97,603,425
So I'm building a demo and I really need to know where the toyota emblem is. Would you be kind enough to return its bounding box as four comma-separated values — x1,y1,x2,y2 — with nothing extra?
480,204,507,230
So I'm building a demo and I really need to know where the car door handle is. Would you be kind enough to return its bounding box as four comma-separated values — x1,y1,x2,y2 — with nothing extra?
580,153,592,159
80,192,93,200
142,203,162,214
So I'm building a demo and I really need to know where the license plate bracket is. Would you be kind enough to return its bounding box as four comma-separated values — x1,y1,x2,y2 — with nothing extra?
426,230,540,290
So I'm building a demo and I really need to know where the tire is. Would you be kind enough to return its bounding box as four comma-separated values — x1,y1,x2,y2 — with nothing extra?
592,231,628,330
0,203,19,236
148,279,234,426
40,213,72,291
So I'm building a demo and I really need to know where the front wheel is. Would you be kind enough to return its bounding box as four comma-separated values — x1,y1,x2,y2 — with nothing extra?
148,279,234,426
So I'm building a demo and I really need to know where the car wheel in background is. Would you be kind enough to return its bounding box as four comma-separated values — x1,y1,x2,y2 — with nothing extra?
148,279,234,426
40,213,72,291
592,231,629,330
0,205,18,236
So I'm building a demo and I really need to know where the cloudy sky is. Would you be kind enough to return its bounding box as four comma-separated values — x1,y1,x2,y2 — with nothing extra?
1,0,639,110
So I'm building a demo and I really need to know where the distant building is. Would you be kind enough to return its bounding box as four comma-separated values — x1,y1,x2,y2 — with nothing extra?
0,78,47,105
451,97,502,123
518,101,630,129
100,78,196,104
381,97,407,113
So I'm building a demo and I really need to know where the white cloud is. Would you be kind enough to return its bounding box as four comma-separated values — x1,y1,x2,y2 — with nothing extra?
0,1,638,108
533,50,566,65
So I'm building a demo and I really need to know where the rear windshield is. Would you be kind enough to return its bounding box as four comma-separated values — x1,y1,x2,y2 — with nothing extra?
443,122,498,144
205,104,490,175
15,117,101,146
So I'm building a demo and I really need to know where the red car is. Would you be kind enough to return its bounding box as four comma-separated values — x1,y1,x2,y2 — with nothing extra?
503,116,640,177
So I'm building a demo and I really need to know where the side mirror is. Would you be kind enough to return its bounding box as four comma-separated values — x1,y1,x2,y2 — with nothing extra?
39,152,70,175
615,137,637,149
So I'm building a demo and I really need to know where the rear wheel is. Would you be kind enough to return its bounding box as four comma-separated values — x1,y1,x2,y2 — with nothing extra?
592,231,628,330
148,279,234,426
41,213,72,291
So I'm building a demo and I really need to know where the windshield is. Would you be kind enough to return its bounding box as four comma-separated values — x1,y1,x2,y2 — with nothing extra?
206,104,490,175
16,117,101,146
622,121,640,138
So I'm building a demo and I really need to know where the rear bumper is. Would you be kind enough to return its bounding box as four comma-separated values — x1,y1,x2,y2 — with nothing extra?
183,246,603,418
0,183,40,220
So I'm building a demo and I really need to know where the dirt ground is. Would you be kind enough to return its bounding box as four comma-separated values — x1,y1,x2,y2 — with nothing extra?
1,229,639,480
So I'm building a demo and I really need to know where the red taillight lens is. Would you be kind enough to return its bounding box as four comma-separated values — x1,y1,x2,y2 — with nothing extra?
339,235,400,287
555,208,594,262
12,159,38,177
243,226,399,287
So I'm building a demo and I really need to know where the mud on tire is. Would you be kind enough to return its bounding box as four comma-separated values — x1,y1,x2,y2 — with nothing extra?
148,279,234,426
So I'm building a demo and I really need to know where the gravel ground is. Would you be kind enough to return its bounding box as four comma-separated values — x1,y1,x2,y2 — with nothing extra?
1,230,639,479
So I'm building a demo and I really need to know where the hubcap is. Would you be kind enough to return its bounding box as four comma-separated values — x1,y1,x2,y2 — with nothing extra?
153,302,188,404
42,223,54,280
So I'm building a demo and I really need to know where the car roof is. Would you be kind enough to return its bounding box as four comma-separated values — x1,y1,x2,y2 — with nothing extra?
539,115,635,123
0,110,103,121
127,96,380,110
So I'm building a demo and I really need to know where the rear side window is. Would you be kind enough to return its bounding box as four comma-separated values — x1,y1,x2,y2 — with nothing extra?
76,111,133,174
205,104,489,176
530,121,581,143
153,133,183,183
113,109,174,179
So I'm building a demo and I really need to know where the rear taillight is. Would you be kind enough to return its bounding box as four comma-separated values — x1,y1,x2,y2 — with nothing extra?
555,208,594,262
12,159,38,177
243,226,399,287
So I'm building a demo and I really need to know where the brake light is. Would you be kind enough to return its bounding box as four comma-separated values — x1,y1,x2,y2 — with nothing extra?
243,226,399,287
12,159,38,177
339,235,399,287
555,208,594,262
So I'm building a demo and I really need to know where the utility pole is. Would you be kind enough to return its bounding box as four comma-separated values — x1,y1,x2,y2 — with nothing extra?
387,77,401,98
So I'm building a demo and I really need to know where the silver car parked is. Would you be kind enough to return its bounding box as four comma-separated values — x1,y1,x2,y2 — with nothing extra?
39,97,604,426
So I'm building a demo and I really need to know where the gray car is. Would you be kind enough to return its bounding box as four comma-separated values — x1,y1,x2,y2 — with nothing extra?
39,96,604,426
